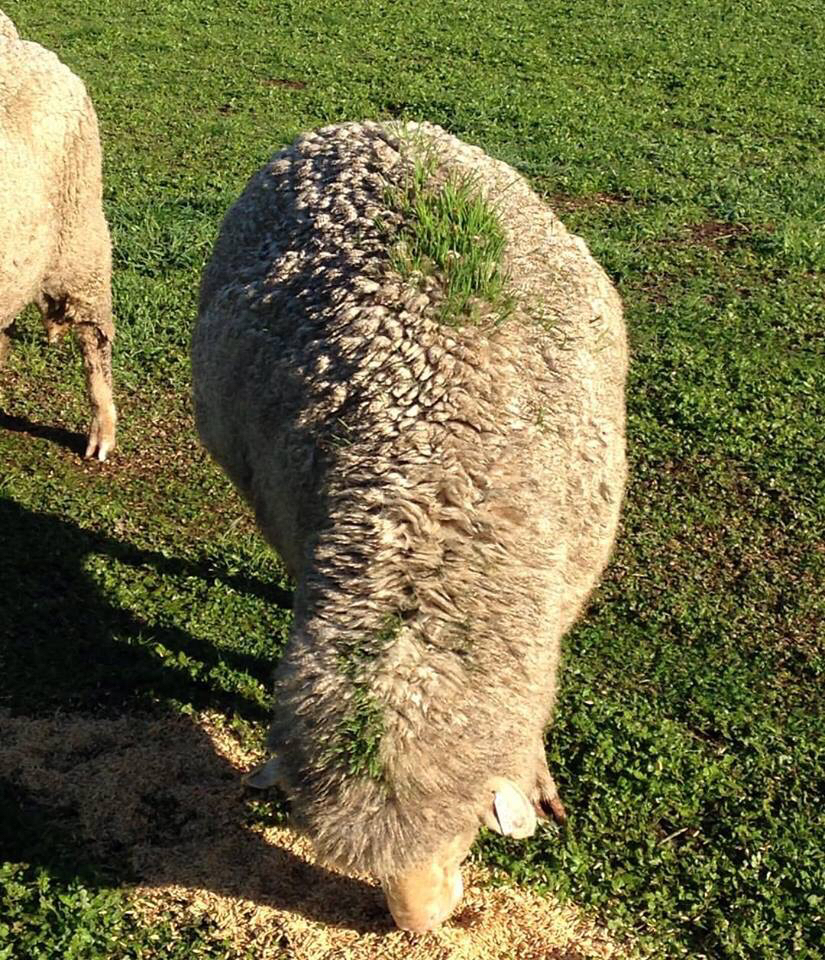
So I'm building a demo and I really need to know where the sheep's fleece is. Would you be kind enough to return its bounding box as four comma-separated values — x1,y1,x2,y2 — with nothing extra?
0,10,115,460
193,121,627,881
0,10,16,40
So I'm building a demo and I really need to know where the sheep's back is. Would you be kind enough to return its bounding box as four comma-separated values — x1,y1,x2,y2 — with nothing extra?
195,121,625,575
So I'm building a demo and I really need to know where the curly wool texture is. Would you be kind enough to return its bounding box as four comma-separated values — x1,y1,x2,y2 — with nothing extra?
193,121,627,879
0,11,115,457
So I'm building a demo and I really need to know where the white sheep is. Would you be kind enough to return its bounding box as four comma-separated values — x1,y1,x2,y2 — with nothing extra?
192,121,627,931
0,11,115,460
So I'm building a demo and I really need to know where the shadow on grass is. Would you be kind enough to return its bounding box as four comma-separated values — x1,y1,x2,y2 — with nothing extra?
0,498,292,713
0,498,386,932
0,409,87,457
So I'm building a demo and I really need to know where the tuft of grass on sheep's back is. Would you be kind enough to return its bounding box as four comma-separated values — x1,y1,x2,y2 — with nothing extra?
378,161,514,328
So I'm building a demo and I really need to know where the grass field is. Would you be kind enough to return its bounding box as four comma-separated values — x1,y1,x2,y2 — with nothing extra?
1,1,823,957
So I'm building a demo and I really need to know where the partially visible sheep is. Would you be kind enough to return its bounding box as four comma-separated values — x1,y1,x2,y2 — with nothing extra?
0,10,16,40
193,121,627,931
0,11,115,460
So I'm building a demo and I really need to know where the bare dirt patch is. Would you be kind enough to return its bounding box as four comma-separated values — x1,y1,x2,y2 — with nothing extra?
684,220,754,248
266,78,307,90
0,709,630,960
546,193,631,215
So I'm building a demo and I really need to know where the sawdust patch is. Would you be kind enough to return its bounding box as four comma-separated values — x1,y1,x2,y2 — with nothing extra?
0,709,631,959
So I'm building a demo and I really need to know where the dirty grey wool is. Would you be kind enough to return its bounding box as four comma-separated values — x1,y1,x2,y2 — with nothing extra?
192,121,627,879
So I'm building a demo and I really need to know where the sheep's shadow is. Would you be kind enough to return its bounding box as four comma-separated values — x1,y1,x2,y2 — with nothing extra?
0,498,387,933
0,712,389,934
0,497,292,711
0,409,87,456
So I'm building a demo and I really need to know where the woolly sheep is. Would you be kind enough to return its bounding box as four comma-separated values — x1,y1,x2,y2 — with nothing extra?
192,121,627,931
0,11,115,460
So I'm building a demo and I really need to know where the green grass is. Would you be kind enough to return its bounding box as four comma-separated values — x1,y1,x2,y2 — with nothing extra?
1,1,823,957
381,158,513,325
0,863,237,960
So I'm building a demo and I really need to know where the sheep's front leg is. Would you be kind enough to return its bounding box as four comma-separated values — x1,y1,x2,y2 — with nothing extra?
74,322,116,461
534,765,567,824
532,744,568,825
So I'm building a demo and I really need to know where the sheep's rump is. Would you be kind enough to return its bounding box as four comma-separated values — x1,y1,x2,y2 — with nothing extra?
193,121,627,877
0,20,111,339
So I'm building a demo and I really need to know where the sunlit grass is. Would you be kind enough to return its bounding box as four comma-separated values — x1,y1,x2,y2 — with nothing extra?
382,164,513,325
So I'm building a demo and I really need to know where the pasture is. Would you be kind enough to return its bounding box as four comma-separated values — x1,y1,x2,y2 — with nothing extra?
0,1,822,957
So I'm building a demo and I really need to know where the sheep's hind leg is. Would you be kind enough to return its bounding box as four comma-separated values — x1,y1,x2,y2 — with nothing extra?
73,322,116,461
0,326,11,366
37,293,73,346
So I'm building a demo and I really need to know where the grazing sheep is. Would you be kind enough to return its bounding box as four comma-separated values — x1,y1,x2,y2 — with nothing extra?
0,11,115,460
192,121,627,931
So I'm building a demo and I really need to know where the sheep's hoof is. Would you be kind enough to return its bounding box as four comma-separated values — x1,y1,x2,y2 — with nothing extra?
243,756,282,790
534,773,568,825
541,792,568,825
85,413,116,462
